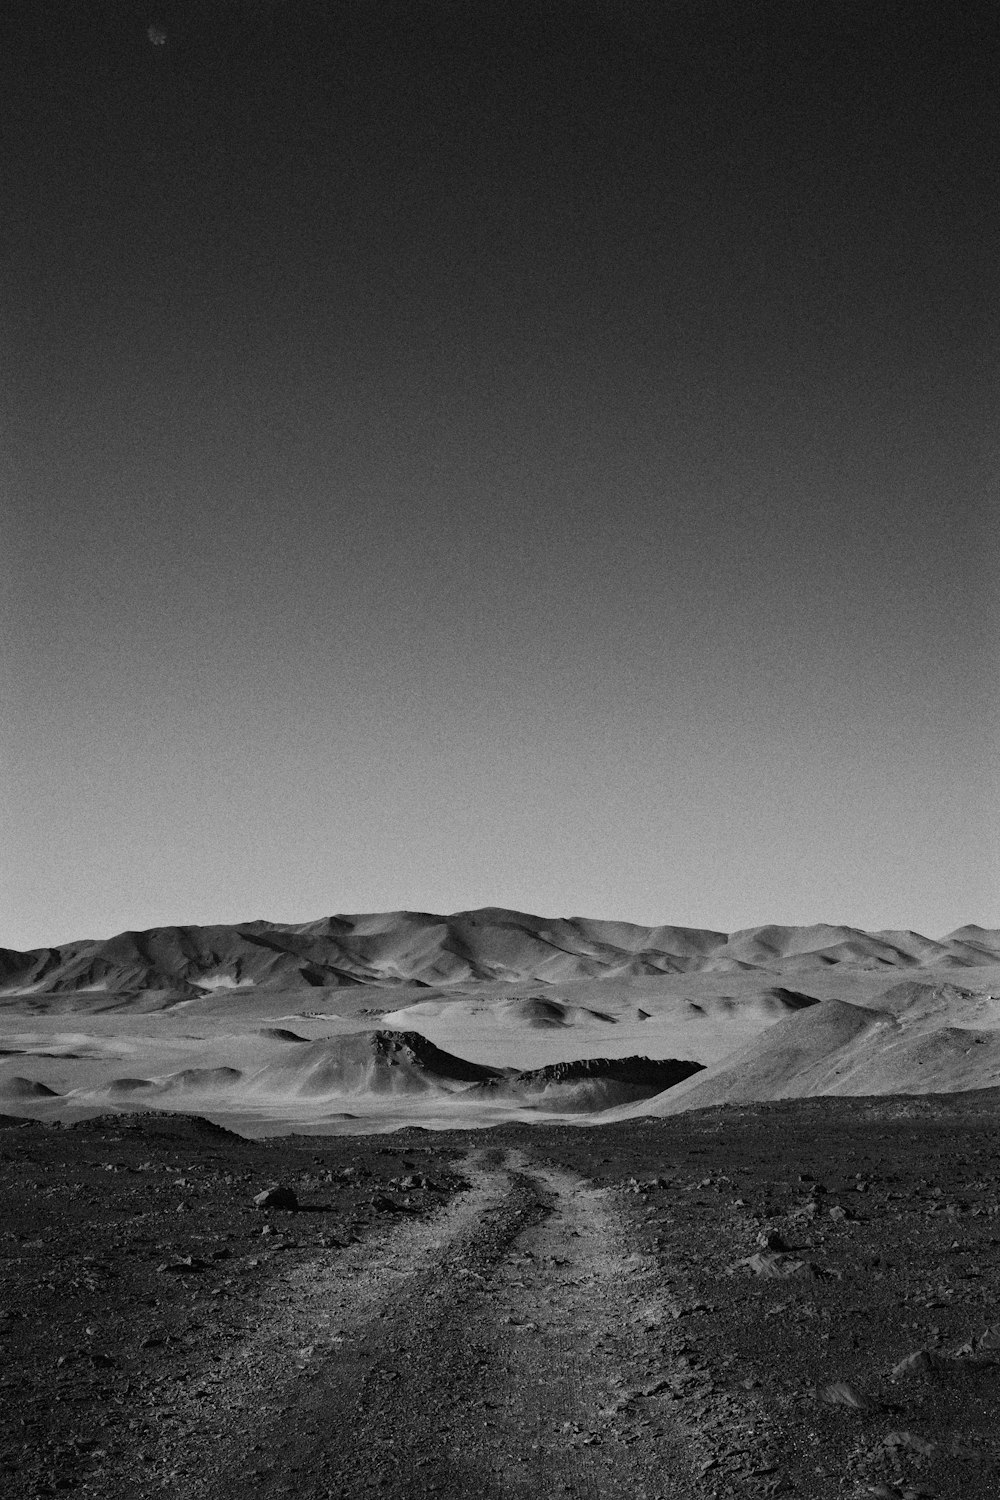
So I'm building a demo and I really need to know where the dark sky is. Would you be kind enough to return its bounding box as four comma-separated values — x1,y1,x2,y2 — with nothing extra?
3,1,997,948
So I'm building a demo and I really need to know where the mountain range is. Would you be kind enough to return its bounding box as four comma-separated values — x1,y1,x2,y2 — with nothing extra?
3,910,998,999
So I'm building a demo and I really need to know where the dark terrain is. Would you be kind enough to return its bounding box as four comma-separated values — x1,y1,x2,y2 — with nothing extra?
3,1095,1000,1499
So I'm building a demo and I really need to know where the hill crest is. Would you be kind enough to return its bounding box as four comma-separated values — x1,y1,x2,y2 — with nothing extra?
2,910,997,1002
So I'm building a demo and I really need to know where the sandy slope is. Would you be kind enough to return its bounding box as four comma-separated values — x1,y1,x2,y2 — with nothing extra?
608,977,1000,1120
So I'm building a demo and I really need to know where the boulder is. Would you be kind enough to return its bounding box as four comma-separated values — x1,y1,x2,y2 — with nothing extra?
891,1349,936,1378
253,1185,298,1212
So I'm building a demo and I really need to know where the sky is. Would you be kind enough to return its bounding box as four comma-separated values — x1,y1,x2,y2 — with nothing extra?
2,0,997,951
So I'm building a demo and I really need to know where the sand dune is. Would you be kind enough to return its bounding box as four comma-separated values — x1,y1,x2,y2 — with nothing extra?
614,982,1000,1118
383,995,619,1033
107,1066,244,1098
0,1076,60,1099
629,999,895,1113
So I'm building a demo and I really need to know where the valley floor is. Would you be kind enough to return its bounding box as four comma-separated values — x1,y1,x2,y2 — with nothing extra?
4,1096,1000,1499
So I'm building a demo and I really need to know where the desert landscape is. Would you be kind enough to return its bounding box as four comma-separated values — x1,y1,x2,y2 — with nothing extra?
3,909,1000,1134
4,911,1000,1499
6,0,992,1495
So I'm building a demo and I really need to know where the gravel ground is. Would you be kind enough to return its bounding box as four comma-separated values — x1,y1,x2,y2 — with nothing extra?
3,1094,1000,1499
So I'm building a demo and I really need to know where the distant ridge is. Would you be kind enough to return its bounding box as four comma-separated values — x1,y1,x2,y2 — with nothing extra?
1,911,997,1001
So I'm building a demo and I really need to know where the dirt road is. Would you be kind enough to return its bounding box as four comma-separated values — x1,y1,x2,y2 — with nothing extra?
140,1148,704,1500
13,1102,1000,1499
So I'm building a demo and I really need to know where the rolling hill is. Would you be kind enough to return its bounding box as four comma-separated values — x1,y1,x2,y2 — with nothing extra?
2,911,997,1002
1,913,997,1133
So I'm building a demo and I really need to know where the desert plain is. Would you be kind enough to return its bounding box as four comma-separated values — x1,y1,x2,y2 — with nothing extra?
3,909,1000,1499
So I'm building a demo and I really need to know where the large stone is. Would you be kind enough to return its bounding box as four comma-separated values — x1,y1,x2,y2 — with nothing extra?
253,1185,298,1212
890,1349,936,1378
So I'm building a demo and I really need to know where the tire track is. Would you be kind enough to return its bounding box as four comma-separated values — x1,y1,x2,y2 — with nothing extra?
450,1152,695,1500
136,1152,518,1499
133,1147,699,1500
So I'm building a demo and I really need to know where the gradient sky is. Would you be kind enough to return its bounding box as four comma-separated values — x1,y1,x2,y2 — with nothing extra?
2,0,997,951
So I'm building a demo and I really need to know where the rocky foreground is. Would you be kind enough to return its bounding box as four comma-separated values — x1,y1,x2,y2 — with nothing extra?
4,1096,1000,1499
